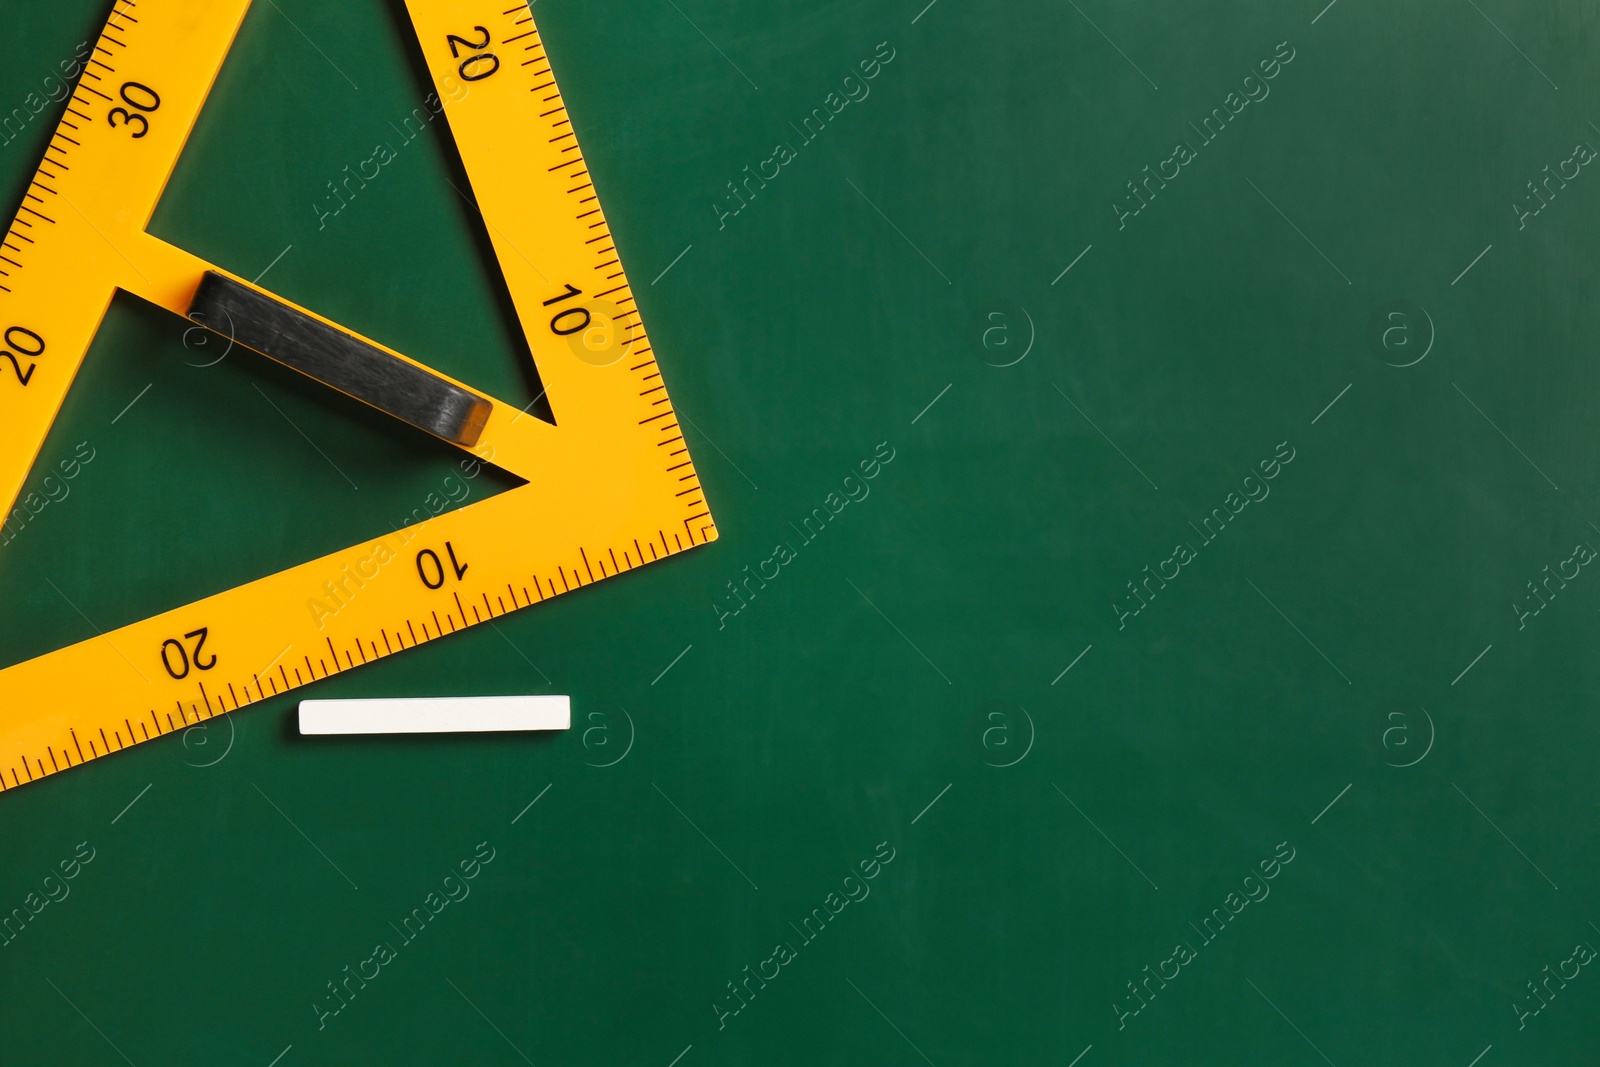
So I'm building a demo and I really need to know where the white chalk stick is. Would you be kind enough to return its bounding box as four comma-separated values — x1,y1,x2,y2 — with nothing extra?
298,695,570,735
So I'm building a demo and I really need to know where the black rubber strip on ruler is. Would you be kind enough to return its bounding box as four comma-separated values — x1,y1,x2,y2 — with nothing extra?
187,271,492,447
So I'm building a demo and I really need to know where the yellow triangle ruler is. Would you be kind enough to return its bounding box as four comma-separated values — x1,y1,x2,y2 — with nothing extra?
0,0,717,790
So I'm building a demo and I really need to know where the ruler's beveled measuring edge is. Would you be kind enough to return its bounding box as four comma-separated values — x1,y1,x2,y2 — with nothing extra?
0,0,717,792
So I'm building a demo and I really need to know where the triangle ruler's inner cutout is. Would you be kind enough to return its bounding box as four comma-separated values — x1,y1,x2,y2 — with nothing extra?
145,1,558,428
0,0,717,791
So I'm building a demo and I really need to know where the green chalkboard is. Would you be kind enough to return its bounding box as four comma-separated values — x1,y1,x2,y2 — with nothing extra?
2,0,1599,1063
